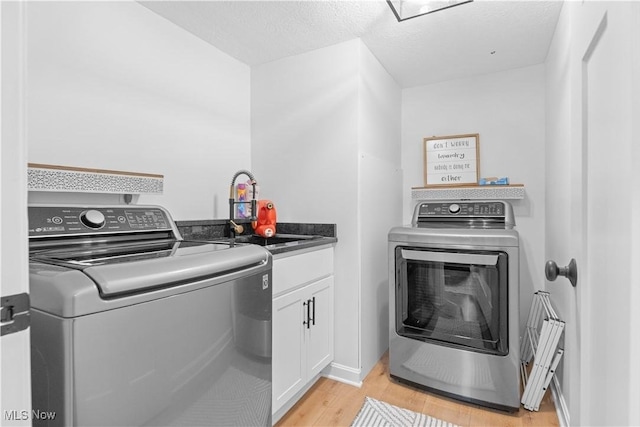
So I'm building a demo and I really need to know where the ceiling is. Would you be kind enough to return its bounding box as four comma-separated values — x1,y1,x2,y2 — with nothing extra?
140,0,563,89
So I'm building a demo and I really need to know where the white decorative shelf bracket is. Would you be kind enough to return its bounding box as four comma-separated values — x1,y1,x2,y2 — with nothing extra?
28,163,164,195
411,185,525,201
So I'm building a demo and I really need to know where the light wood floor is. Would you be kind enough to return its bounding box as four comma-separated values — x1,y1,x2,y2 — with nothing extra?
276,352,559,426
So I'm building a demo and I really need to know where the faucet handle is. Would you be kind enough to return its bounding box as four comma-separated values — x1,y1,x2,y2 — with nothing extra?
230,220,244,235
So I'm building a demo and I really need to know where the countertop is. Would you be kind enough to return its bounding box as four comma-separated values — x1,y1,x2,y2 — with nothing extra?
175,220,337,256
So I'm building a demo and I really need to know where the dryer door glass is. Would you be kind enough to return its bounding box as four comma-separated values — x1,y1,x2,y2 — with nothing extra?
395,247,509,355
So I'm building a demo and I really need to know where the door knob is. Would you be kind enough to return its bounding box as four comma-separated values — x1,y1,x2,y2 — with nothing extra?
545,258,578,287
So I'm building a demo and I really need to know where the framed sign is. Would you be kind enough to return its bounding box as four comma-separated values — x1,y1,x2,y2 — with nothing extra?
423,133,480,186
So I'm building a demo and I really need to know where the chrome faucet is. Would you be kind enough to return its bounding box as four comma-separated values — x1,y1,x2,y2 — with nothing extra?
229,170,258,240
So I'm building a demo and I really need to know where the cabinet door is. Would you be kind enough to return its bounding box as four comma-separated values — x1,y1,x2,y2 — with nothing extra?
272,289,306,413
306,276,334,378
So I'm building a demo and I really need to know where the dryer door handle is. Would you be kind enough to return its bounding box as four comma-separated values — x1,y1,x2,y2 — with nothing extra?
401,249,499,266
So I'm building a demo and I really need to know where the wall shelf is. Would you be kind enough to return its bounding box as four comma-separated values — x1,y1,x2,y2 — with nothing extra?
27,163,164,195
411,184,525,201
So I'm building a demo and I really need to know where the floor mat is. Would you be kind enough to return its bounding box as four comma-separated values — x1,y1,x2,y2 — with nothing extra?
351,397,458,427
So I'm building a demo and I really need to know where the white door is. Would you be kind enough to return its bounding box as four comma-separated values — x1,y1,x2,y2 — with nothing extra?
577,2,639,425
549,2,640,426
1,1,32,425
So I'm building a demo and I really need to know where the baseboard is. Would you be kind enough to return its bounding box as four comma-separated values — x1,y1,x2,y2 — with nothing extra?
550,376,570,427
323,361,363,388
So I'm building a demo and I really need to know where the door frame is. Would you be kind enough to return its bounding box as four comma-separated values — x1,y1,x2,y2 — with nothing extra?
1,0,32,424
630,3,640,423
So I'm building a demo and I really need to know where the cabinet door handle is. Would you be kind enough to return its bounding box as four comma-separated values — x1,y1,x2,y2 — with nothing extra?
303,299,311,329
310,296,316,326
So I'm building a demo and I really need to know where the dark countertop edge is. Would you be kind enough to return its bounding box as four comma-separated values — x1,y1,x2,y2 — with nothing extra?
267,236,337,256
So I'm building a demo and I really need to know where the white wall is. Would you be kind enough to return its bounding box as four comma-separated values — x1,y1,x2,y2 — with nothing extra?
252,39,362,377
252,39,402,383
401,66,546,329
357,43,402,380
25,1,251,220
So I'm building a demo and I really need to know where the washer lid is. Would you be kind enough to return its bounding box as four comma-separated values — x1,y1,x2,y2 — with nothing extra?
31,241,269,298
31,239,229,267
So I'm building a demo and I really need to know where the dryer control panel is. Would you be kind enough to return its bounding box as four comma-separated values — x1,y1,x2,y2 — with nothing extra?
412,201,515,229
417,201,505,217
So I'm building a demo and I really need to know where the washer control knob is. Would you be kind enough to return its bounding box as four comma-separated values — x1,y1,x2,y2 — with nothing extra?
449,203,461,214
80,209,106,229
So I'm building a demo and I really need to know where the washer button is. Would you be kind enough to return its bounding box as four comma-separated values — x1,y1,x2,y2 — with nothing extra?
449,204,461,214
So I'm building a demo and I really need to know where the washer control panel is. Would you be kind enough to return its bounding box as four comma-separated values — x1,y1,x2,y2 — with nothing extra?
29,205,172,237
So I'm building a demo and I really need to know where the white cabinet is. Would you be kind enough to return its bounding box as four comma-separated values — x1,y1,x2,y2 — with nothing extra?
271,247,334,419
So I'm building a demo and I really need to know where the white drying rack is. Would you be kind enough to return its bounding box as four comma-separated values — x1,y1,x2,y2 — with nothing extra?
520,291,565,411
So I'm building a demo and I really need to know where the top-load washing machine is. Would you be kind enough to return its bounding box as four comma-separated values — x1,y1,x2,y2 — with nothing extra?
388,200,520,412
28,204,273,426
